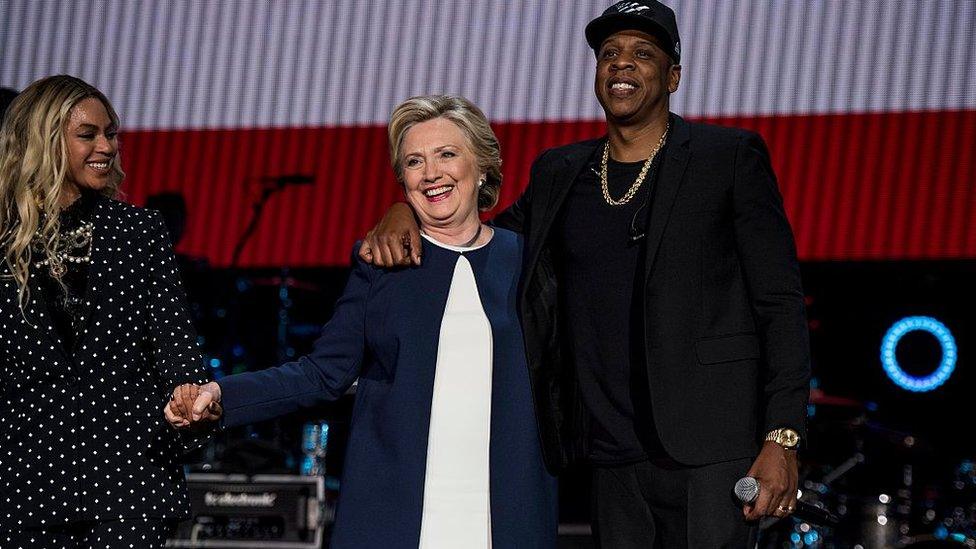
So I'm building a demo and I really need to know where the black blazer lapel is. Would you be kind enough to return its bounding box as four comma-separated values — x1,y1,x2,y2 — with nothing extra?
529,138,605,258
643,114,691,279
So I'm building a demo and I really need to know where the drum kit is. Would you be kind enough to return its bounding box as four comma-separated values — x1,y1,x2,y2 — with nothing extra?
758,389,976,548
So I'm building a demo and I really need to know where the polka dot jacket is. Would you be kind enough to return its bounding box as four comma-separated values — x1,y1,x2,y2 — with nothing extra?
0,197,212,529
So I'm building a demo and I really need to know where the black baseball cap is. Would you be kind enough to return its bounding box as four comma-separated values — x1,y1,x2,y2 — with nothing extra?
585,0,681,63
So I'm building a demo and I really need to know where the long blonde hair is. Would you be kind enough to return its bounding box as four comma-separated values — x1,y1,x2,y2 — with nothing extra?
0,75,123,309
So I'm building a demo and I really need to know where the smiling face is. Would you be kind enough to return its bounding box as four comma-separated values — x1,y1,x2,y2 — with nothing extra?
595,29,681,128
63,97,118,202
399,116,483,232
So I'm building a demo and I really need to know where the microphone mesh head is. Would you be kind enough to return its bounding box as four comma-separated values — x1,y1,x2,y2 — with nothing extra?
734,476,760,503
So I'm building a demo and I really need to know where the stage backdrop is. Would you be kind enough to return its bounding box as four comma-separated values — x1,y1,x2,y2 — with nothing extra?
2,0,975,266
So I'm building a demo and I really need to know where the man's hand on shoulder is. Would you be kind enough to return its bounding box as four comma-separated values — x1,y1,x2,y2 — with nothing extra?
359,202,422,267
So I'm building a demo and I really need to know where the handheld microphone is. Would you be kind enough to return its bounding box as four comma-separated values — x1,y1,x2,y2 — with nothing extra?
733,477,839,526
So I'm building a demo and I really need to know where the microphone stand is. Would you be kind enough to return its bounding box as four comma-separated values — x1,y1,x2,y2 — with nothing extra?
232,183,277,268
227,175,313,463
230,174,314,267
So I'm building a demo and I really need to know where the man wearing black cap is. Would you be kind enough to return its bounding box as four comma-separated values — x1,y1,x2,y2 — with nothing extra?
361,1,809,546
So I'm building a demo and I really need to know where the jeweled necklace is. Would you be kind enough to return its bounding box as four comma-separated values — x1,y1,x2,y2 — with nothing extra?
600,122,669,206
33,221,94,277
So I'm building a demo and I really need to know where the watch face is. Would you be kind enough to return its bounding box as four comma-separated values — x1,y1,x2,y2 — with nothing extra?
781,429,800,447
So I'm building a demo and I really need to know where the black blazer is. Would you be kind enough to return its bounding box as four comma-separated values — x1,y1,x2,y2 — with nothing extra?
0,197,210,528
494,114,811,472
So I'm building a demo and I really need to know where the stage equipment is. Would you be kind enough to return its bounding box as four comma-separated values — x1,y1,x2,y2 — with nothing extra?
758,399,976,548
231,173,315,267
300,421,330,476
167,474,328,548
880,316,957,392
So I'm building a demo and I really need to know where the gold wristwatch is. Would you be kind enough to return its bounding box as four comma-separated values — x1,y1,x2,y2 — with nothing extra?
765,428,801,450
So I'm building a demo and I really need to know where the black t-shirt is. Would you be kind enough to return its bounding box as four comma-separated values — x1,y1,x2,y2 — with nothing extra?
554,145,667,465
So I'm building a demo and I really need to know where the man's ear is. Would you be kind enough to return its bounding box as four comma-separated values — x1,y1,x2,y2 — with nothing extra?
668,64,682,94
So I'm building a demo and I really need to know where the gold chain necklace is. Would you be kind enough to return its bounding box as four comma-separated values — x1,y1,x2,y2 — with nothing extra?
600,123,669,206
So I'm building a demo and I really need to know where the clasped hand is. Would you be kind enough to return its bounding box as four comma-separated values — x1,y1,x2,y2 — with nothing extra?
164,382,223,429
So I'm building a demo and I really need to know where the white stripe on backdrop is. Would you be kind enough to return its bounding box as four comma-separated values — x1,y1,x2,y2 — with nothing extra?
2,0,975,129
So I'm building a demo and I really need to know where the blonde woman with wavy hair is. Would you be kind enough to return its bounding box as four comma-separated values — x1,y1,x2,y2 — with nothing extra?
0,75,123,308
0,75,211,548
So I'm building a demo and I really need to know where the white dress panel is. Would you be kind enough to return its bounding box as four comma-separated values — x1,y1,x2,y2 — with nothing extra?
418,243,494,549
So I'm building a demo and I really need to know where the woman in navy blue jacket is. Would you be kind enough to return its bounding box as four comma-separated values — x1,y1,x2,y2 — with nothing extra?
168,95,557,548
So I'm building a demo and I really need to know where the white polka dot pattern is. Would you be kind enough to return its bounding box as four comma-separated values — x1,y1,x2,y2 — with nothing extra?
0,198,211,529
2,517,174,548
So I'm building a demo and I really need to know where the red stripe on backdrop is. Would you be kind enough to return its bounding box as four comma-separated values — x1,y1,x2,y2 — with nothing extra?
119,111,976,267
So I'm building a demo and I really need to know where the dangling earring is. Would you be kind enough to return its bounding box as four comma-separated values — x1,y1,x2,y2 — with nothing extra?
478,176,485,188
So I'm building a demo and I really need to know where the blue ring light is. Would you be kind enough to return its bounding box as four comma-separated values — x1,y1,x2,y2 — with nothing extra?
880,316,957,392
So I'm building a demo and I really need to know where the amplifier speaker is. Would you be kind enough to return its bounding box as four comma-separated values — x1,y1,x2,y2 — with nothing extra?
167,473,328,548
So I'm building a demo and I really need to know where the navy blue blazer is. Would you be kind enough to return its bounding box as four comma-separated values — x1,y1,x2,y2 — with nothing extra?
218,228,557,548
